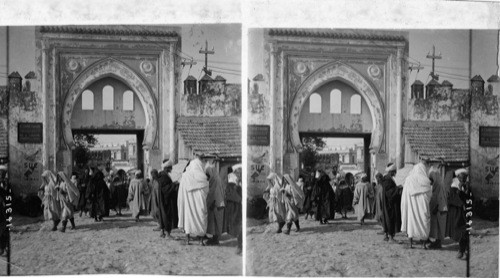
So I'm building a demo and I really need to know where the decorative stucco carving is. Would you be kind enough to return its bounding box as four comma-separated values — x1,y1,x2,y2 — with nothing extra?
61,58,158,150
293,61,309,76
289,61,385,153
67,59,79,72
368,65,382,79
140,60,155,76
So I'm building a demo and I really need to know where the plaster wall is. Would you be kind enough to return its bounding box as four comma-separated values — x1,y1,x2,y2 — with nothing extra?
180,83,241,116
470,84,499,199
299,81,373,134
71,77,146,130
4,27,43,196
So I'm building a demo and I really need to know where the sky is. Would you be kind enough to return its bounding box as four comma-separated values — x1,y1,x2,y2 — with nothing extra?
179,24,241,84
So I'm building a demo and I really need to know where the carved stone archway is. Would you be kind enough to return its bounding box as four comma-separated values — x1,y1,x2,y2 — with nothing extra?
289,61,385,153
62,58,158,150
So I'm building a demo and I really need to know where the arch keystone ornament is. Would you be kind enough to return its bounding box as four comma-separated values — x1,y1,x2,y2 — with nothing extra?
289,61,385,153
62,58,158,150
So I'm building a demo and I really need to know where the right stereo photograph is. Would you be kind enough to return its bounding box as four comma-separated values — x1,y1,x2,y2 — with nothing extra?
246,28,499,277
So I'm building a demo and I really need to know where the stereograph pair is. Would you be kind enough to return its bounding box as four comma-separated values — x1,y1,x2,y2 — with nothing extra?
0,22,498,277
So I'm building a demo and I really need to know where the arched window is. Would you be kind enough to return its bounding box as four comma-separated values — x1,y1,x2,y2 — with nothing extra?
309,93,322,113
81,90,94,110
350,95,362,114
102,85,114,110
330,89,342,114
123,90,134,111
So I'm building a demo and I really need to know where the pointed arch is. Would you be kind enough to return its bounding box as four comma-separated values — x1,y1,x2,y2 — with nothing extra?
62,58,158,150
289,61,385,153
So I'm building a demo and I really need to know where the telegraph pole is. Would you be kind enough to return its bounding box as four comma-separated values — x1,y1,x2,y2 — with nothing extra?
199,40,215,76
426,45,442,80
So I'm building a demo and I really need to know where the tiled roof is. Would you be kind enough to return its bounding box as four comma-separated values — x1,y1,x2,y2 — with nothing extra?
268,29,406,42
184,75,197,81
441,80,453,87
199,74,213,81
487,75,500,82
403,121,469,162
426,79,441,86
471,75,484,82
412,80,424,86
39,26,179,37
8,72,21,79
214,75,226,81
177,117,241,158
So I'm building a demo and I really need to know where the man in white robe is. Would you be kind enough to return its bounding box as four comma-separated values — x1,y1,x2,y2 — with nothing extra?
177,154,210,242
401,158,432,248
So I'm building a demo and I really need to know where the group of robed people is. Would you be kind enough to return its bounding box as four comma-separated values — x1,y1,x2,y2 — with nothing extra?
264,159,472,260
38,154,242,254
375,160,472,259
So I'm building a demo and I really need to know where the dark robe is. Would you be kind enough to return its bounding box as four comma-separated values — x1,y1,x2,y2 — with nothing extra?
223,182,242,237
77,175,89,212
157,171,177,232
150,178,161,222
335,182,353,213
381,174,401,236
302,181,314,214
446,186,467,242
312,175,332,221
88,172,110,218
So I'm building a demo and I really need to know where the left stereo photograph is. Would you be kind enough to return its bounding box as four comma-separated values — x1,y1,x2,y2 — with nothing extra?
0,24,242,275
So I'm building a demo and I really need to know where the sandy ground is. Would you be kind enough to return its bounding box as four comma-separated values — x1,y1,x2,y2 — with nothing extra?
247,211,498,277
0,209,242,275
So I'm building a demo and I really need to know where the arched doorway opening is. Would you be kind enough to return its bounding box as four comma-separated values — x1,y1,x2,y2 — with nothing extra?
289,61,385,181
62,58,158,175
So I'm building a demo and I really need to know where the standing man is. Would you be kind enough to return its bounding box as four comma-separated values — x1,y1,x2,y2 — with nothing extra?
381,163,401,242
352,173,374,225
205,160,225,245
446,169,471,259
128,170,147,222
400,159,432,248
177,154,210,243
157,160,176,238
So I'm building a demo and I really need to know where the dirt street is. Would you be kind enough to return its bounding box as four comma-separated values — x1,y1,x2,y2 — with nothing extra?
0,210,242,275
246,212,498,277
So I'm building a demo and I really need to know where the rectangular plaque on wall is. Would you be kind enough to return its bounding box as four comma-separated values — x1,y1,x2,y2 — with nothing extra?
18,123,43,144
479,126,499,147
248,125,270,146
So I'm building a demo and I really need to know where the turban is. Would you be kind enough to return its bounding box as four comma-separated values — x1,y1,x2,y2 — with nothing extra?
385,163,397,173
162,160,173,169
267,172,278,180
455,168,468,176
0,164,7,171
135,170,142,177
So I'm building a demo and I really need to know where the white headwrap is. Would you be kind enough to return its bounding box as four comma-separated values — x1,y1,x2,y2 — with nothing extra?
455,168,468,176
162,160,173,169
385,163,397,173
0,164,7,171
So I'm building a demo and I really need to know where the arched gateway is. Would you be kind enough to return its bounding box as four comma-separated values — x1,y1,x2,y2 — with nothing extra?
289,61,385,153
36,26,181,175
248,29,408,191
62,58,158,150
